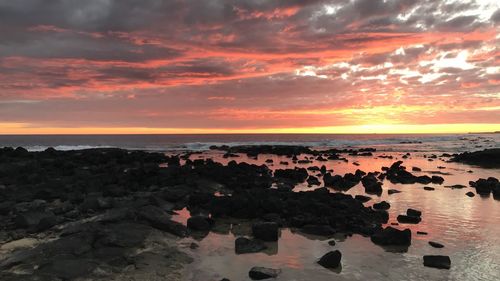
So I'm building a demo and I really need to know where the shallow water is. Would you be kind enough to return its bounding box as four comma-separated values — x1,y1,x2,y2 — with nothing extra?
174,150,500,281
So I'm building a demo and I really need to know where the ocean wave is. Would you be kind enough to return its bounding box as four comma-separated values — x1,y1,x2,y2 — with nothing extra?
4,133,498,153
24,145,114,152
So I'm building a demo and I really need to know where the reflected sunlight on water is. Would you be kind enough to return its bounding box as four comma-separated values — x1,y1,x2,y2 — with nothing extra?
173,150,500,281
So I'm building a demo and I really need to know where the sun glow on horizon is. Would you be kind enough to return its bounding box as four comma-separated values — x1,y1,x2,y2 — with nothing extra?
1,123,499,135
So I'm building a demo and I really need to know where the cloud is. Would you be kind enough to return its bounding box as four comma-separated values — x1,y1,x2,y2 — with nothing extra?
0,0,498,131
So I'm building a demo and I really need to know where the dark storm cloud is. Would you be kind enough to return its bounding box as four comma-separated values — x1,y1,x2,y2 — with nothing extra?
0,30,182,62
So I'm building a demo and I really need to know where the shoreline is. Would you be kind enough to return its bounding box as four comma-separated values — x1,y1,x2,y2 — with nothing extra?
0,146,499,280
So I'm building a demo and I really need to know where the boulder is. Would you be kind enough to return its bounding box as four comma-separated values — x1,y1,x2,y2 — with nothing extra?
452,149,500,168
354,195,371,203
317,250,342,269
373,201,390,210
274,168,308,183
397,215,421,224
361,174,382,194
423,255,451,269
15,211,56,230
37,215,58,231
324,173,358,190
431,176,444,184
249,267,281,280
235,237,267,254
470,177,499,195
428,241,444,248
252,222,279,241
187,216,213,231
306,176,321,186
137,205,187,237
406,208,422,217
371,227,411,246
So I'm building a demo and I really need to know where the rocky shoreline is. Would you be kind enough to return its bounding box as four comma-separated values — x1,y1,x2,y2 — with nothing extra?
0,146,499,280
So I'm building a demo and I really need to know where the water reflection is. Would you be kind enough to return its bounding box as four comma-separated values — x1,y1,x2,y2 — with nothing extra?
174,151,500,281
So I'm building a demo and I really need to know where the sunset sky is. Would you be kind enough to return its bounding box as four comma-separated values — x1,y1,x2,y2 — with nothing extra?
0,0,499,134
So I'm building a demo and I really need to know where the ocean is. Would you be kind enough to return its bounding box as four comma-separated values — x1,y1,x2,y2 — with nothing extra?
0,133,498,153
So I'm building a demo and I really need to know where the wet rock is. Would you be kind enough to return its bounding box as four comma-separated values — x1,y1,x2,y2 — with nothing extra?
445,184,466,189
300,225,336,236
417,231,428,235
373,201,390,210
374,210,389,224
235,237,267,254
428,241,444,248
137,205,187,237
354,195,371,203
452,149,500,168
223,152,239,158
412,167,422,172
274,168,308,184
252,222,279,241
307,166,320,171
361,174,382,194
249,266,281,280
320,165,327,174
388,189,401,195
371,227,411,246
397,215,421,224
406,208,421,217
187,216,213,231
385,161,444,185
307,176,321,186
431,176,444,184
224,145,313,157
328,240,336,246
323,173,358,190
469,177,499,195
466,191,475,197
423,186,435,191
423,255,451,269
317,250,342,269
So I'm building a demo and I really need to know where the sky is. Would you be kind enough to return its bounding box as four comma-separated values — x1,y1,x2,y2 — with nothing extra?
0,0,499,134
